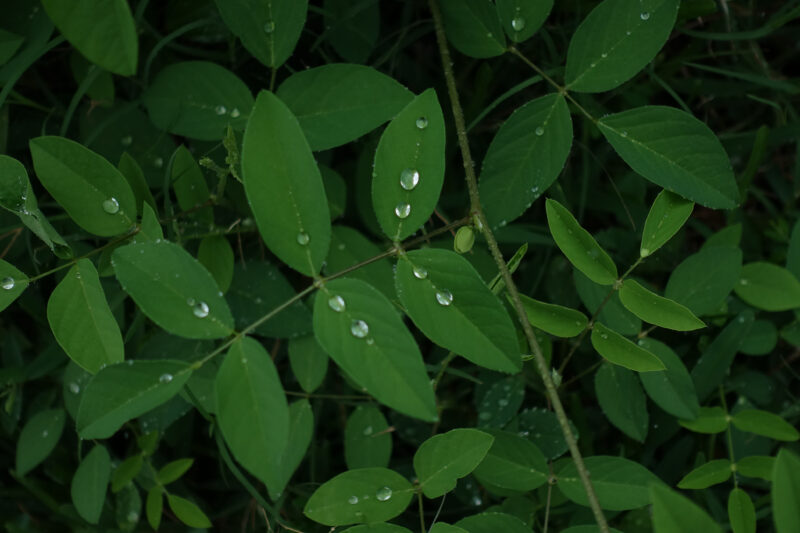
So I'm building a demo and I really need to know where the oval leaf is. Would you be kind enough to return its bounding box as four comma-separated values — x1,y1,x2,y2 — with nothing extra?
472,429,548,491
496,0,553,42
16,408,66,476
439,0,506,58
166,494,212,528
414,428,494,498
678,406,728,434
640,190,694,257
619,279,705,331
456,513,530,533
0,259,29,312
650,483,722,533
678,459,732,490
288,335,329,393
773,448,800,533
591,322,665,372
595,363,648,442
346,405,392,470
665,245,742,316
558,456,661,510
731,409,800,441
728,488,756,533
637,338,699,420
71,445,111,524
517,293,587,337
734,262,800,311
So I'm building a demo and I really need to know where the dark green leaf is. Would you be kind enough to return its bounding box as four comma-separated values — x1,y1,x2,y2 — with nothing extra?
574,271,641,335
665,245,742,316
595,363,648,442
197,236,234,293
439,0,505,58
678,406,728,434
736,455,774,481
739,319,778,356
558,456,661,510
496,0,552,42
677,459,732,489
638,338,699,420
71,445,111,524
345,405,392,470
325,226,395,300
472,429,548,491
517,407,576,459
430,524,469,533
619,279,705,331
166,494,211,528
728,488,756,533
16,408,66,476
118,152,156,214
590,322,665,372
342,525,413,533
731,409,800,441
1,259,28,312
475,376,525,428
640,190,694,257
288,335,329,393
456,512,530,533
517,293,587,337
691,311,753,400
773,448,800,533
272,399,314,499
170,145,213,223
324,0,380,63
650,483,721,533
414,428,494,498
734,262,800,311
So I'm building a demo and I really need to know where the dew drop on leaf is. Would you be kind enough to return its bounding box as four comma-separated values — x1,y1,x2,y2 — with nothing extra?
102,198,120,214
121,135,133,146
415,116,428,129
350,319,369,338
348,495,359,504
193,301,209,318
535,126,544,136
296,232,310,245
1,277,14,290
263,21,275,33
215,104,227,115
394,203,411,219
68,382,80,394
230,108,241,118
511,17,526,31
400,168,420,190
412,265,428,279
328,295,346,312
42,430,48,437
159,373,173,383
640,12,650,20
363,425,373,436
435,290,453,306
376,486,392,501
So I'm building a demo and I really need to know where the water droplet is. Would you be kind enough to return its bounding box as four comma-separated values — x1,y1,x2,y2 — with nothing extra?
348,495,359,504
363,425,373,436
511,17,526,31
416,116,428,129
640,12,650,20
621,130,628,138
193,301,209,318
601,333,608,339
1,277,14,290
394,203,411,219
739,279,749,285
230,108,241,118
69,382,80,394
626,30,632,35
351,320,369,338
472,495,482,506
215,104,227,115
376,486,392,501
121,135,133,146
264,21,275,33
400,168,420,190
159,373,173,383
296,232,310,245
42,430,48,437
127,511,139,523
412,265,428,279
102,197,120,214
153,157,164,168
328,295,346,312
601,52,608,58
640,247,650,257
435,290,453,306
479,411,491,420
535,126,545,136
366,338,375,345
498,398,509,407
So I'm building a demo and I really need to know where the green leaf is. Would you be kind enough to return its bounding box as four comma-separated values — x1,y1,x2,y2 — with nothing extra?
678,406,728,434
475,376,525,428
516,293,587,338
619,279,705,331
595,363,648,442
0,29,24,66
321,164,347,219
71,445,111,524
730,409,800,441
323,0,380,64
736,455,774,481
734,262,800,311
496,0,553,42
76,360,192,439
773,448,800,533
546,199,618,285
157,458,194,485
739,319,778,356
145,487,163,531
115,482,142,529
439,0,505,58
430,524,469,533
273,399,314,499
214,0,307,68
414,428,494,498
288,335,329,393
640,190,694,257
517,407,576,459
276,64,414,151
345,405,392,470
112,454,143,493
197,236,234,293
788,219,800,280
325,226,395,300
372,89,445,241
456,512,530,533
313,278,437,421
118,152,156,214
480,94,572,228
41,0,137,75
574,271,641,335
144,61,253,141
216,337,290,498
728,488,756,533
166,494,211,528
242,90,330,276
558,456,661,510
590,322,665,372
133,203,163,244
691,310,753,400
342,525,413,533
0,259,29,312
598,106,739,209
637,338,699,420
16,408,66,476
303,467,414,526
29,136,136,236
472,429,548,491
650,483,722,533
170,145,213,224
47,259,123,374
665,245,742,316
0,154,30,213
112,240,234,339
395,249,521,373
562,528,624,533
677,459,732,489
565,0,679,93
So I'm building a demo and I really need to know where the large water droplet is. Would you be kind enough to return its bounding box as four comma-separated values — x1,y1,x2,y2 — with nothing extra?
535,126,545,136
230,108,241,118
498,398,509,406
193,301,209,318
376,486,393,501
415,116,428,129
153,157,164,169
348,495,359,504
363,425,373,436
1,277,15,290
400,168,420,190
215,105,227,115
511,17,526,31
159,373,173,383
640,12,650,20
412,265,428,279
394,203,411,219
68,382,81,394
435,290,453,306
328,295,346,312
264,21,276,33
351,320,369,338
102,198,120,214
297,232,310,245
127,511,139,523
121,135,133,146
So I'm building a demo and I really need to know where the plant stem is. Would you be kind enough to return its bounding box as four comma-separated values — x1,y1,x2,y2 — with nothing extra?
427,2,609,531
418,490,427,533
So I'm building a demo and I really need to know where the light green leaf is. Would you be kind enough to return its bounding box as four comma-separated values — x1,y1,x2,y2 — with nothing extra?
76,360,192,439
619,279,705,331
677,459,732,489
678,406,728,434
414,428,494,498
731,409,800,441
242,90,330,276
156,458,193,485
71,445,111,524
640,190,694,257
29,136,136,236
41,0,137,75
303,467,414,526
288,335,329,393
1,259,29,312
595,363,648,442
558,456,661,510
112,240,234,339
111,455,143,493
395,249,521,373
456,512,530,533
346,405,392,470
372,89,445,241
665,245,742,316
313,278,437,421
598,106,739,209
276,64,413,151
197,236,234,293
16,408,66,476
145,487,163,531
650,484,721,533
214,0,307,68
734,262,800,311
144,61,253,141
324,226,395,300
439,0,505,58
517,293,587,338
546,199,618,285
472,429,548,491
590,322,665,372
216,337,290,498
170,145,213,223
574,271,641,335
496,0,553,42
728,488,756,533
480,94,572,228
691,310,753,400
773,448,800,533
47,259,123,374
166,494,211,528
736,455,774,481
637,338,699,420
565,0,679,93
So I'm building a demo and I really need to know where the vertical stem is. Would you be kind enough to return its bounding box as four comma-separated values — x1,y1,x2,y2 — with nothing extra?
427,2,610,531
418,491,427,533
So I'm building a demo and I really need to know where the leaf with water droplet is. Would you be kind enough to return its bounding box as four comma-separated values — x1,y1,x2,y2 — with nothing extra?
16,408,66,476
475,376,525,428
472,429,548,491
372,88,445,241
0,259,28,312
595,362,649,442
439,0,506,57
517,407,576,459
733,262,800,312
640,189,694,257
395,249,522,373
303,467,414,526
414,428,494,498
313,278,437,422
590,322,665,372
496,0,553,42
345,405,392,470
324,226,396,300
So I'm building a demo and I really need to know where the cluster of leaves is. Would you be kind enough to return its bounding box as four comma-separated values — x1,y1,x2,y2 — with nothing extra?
1,0,799,532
